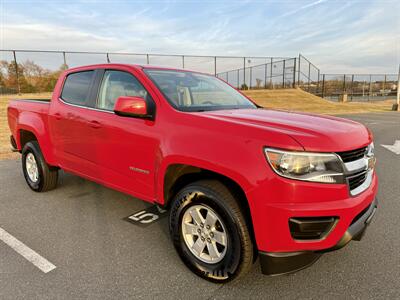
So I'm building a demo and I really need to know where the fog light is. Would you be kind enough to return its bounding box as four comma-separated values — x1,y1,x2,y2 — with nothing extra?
289,217,338,240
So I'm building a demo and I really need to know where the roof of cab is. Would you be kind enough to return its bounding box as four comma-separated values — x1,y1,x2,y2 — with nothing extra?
65,63,189,73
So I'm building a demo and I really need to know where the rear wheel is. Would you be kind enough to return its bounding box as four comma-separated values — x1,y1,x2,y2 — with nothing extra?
169,180,253,282
22,141,58,192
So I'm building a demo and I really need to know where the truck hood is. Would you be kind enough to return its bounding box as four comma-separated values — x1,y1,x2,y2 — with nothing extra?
199,109,371,152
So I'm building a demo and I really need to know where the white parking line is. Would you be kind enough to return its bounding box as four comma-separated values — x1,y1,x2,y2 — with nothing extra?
0,227,56,273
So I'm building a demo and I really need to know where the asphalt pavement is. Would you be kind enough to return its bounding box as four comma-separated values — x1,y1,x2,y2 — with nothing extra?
0,112,399,299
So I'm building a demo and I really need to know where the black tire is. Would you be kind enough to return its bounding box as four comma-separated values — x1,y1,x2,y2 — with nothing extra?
169,180,254,283
22,141,58,192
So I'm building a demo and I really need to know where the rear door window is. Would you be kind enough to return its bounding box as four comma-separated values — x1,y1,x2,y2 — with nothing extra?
61,71,94,106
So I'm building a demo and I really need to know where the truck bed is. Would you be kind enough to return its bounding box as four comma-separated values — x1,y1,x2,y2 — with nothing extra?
7,99,51,150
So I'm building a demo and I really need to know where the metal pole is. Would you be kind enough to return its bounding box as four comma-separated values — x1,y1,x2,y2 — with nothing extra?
282,59,286,88
316,69,320,94
63,51,67,66
250,67,252,89
264,63,267,89
182,56,185,69
298,54,301,86
350,74,354,101
12,50,21,94
396,65,400,108
270,58,273,88
292,58,296,88
214,56,217,76
146,54,150,65
243,57,246,89
307,62,311,91
237,69,239,88
106,53,110,63
321,74,325,98
383,74,386,97
368,75,372,101
343,74,346,94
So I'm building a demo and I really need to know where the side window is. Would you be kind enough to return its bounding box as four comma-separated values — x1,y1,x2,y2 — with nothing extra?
97,70,150,111
61,71,94,106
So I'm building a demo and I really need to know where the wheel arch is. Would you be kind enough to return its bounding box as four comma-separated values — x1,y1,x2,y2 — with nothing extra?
161,163,257,252
163,163,259,261
16,112,56,165
19,129,38,151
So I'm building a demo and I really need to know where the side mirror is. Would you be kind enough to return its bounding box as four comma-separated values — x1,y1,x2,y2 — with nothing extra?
114,96,155,120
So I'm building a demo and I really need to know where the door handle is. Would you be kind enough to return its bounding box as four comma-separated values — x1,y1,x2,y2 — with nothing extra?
54,113,62,120
88,120,101,129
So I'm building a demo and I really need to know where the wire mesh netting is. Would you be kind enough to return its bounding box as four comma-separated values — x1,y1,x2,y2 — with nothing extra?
0,50,398,102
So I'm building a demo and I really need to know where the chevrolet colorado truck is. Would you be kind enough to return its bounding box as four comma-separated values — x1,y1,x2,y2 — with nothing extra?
7,64,378,282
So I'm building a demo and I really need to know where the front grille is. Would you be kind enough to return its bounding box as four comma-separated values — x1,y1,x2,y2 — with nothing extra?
348,171,367,190
336,147,367,163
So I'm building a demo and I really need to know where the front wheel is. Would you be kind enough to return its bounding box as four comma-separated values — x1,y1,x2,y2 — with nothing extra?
22,141,58,192
169,180,254,282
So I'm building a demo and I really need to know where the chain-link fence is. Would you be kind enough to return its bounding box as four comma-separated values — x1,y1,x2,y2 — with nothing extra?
1,49,397,102
297,54,321,95
0,49,288,94
318,74,398,101
216,58,297,89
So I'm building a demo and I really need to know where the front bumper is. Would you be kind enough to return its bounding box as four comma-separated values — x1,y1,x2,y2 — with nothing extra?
259,197,378,275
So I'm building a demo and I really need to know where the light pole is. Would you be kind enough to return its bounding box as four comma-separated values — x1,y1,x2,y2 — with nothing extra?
397,64,400,110
394,64,400,111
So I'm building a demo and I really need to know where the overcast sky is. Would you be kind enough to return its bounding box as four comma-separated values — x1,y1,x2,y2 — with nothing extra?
1,0,399,74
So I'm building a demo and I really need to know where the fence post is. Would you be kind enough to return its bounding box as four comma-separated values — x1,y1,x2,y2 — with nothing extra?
214,56,217,76
383,74,386,96
292,58,296,88
307,62,311,91
298,54,301,87
237,69,240,88
368,75,372,101
396,65,400,109
343,74,346,94
264,63,267,89
350,75,354,101
63,51,67,66
243,57,246,89
316,69,320,94
146,54,150,65
268,58,272,88
282,59,286,88
182,56,185,69
250,67,252,89
12,50,21,94
321,74,325,98
106,53,110,63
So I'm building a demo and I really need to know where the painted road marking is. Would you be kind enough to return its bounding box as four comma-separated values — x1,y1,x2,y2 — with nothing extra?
0,227,56,273
381,140,400,155
125,205,168,227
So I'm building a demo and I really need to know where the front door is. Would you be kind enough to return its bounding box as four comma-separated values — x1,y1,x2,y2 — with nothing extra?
86,69,159,201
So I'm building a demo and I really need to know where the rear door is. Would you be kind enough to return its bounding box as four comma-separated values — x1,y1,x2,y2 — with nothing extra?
49,70,101,177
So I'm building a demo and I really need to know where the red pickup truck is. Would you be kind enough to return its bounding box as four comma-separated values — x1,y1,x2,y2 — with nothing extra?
7,64,378,282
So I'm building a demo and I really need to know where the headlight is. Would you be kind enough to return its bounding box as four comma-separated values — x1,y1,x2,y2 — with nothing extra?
264,148,345,184
366,142,374,157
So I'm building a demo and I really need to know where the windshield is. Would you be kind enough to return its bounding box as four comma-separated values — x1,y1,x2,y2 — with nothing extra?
144,69,257,112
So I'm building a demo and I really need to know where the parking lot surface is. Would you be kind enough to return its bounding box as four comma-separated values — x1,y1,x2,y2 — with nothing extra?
1,112,399,299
